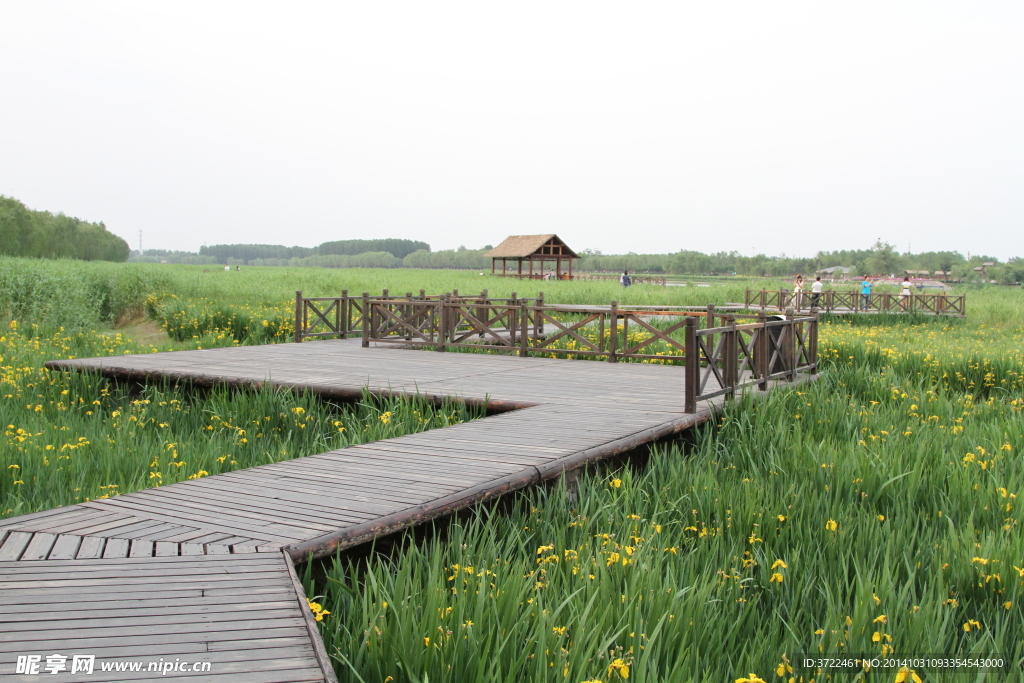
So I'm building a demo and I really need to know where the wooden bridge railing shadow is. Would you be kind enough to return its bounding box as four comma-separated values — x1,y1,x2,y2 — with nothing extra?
296,291,817,414
745,288,966,316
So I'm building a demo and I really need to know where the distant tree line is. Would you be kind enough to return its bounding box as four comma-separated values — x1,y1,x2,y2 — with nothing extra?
195,239,430,264
577,241,1016,282
0,196,130,262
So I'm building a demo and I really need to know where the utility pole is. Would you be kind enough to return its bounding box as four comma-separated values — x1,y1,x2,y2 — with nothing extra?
138,230,143,255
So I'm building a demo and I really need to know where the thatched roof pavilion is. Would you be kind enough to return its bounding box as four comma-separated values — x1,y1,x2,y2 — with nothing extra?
484,234,578,279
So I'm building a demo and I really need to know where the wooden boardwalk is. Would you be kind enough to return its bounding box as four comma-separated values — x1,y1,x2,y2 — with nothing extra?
2,339,805,680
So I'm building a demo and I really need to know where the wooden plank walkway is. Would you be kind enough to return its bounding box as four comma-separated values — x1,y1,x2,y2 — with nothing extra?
1,339,804,680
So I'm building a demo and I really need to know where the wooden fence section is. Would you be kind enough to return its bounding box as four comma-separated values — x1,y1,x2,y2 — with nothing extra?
295,289,542,343
358,298,817,411
744,289,966,316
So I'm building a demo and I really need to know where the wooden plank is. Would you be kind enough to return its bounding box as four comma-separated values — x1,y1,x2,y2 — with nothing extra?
129,539,154,557
154,541,179,557
102,537,129,558
19,532,58,561
0,531,34,560
0,595,298,618
0,626,311,654
46,534,82,560
75,535,106,559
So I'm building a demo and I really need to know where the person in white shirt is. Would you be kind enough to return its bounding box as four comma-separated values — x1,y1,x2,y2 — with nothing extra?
810,276,824,309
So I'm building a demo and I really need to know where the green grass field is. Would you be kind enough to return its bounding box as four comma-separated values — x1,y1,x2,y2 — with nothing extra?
1,257,1022,682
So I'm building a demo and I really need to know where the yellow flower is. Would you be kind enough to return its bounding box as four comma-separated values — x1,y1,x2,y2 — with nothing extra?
769,573,784,583
962,619,981,632
423,637,430,647
825,519,838,531
735,674,766,683
877,515,885,521
895,667,923,683
777,515,786,522
609,478,622,488
607,658,630,679
771,559,787,570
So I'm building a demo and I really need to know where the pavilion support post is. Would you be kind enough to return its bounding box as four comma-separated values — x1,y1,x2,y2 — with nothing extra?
294,291,303,343
517,259,522,278
684,317,697,413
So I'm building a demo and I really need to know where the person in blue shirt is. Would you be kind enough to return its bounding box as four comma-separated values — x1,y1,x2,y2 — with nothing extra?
860,276,872,310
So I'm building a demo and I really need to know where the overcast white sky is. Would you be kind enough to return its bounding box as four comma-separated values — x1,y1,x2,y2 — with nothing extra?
1,2,1021,258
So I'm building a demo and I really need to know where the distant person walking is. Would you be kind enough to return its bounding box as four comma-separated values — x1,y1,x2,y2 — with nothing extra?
899,276,912,310
860,276,873,310
810,276,823,309
620,271,631,287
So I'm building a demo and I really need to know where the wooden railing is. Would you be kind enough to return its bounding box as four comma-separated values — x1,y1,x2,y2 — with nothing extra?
294,289,543,342
744,289,966,316
356,296,817,413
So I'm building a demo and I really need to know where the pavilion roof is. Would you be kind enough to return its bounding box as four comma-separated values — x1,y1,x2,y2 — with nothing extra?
485,234,578,259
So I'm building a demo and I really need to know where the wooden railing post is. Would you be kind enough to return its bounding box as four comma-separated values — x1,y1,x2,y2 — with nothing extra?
537,292,544,336
609,301,619,363
706,304,715,362
808,314,819,374
684,316,697,413
785,308,797,380
361,293,370,348
760,289,767,310
520,299,529,357
436,295,447,352
340,290,349,338
756,311,768,391
294,291,303,343
723,314,737,399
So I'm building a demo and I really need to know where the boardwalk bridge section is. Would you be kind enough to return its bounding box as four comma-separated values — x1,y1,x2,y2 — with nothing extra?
2,293,819,681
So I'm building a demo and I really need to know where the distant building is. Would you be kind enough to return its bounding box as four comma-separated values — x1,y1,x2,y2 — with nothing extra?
485,234,578,279
817,266,853,280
